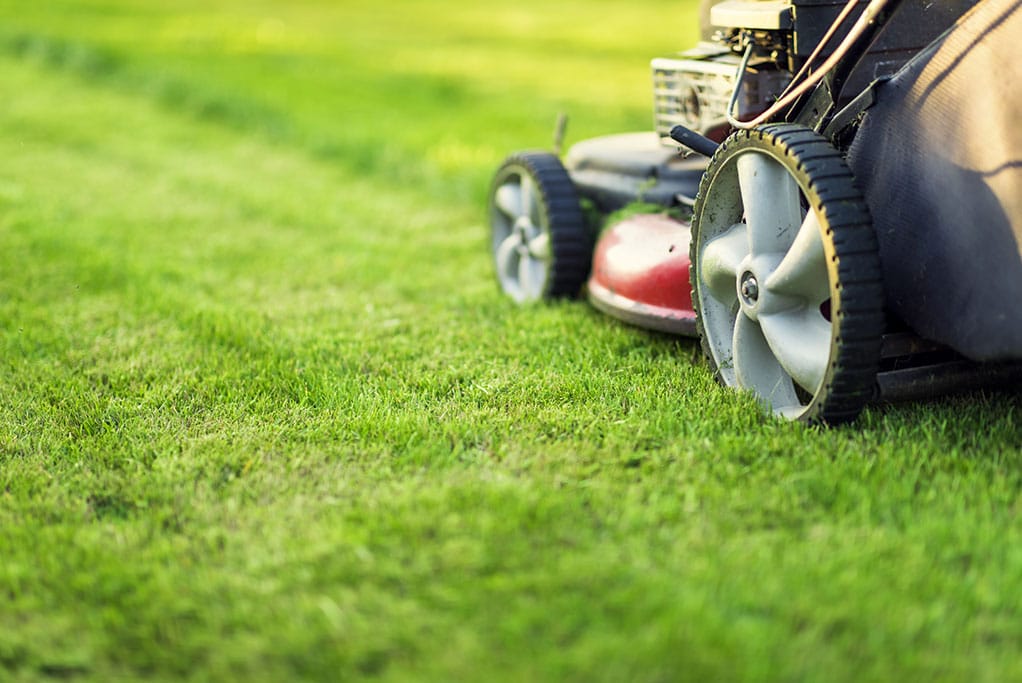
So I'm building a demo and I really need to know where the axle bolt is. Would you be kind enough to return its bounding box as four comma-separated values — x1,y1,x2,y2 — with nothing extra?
740,274,759,302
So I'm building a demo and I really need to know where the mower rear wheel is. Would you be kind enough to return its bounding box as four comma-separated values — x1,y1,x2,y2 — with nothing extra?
489,151,591,302
690,124,884,424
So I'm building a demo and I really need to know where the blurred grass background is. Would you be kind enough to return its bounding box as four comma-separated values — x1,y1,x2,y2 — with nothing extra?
0,1,1020,681
0,0,698,202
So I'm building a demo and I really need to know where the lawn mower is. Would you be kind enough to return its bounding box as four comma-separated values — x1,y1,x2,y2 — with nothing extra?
488,0,1022,424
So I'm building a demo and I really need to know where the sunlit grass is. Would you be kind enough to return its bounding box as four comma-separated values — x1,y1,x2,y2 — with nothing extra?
1,1,1020,681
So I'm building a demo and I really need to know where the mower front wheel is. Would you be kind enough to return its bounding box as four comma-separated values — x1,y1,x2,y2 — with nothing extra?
489,151,592,302
690,125,885,424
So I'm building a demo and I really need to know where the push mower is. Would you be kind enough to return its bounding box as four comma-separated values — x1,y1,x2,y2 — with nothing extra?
488,0,1022,424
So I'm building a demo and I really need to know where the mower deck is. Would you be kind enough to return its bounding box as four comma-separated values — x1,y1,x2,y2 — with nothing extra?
586,213,696,336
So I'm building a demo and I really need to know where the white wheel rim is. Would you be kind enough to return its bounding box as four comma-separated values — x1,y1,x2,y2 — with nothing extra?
697,149,834,415
491,171,551,302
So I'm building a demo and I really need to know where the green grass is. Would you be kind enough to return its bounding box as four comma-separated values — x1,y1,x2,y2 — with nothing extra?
1,1,1021,681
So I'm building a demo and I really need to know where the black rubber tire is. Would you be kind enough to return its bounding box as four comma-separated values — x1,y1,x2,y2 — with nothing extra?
689,124,884,425
489,151,592,301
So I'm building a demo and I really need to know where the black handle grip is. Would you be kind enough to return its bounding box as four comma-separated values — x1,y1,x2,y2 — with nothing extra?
669,125,719,158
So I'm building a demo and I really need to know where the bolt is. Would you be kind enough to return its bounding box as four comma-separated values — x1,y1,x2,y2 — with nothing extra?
740,274,759,302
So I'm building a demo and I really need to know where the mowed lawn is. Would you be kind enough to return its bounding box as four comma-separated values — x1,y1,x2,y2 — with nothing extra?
1,1,1020,681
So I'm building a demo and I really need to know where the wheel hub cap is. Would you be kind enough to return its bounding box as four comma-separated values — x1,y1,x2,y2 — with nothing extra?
513,216,529,237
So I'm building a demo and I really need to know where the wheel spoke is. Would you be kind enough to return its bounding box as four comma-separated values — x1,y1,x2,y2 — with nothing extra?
736,152,803,256
700,223,748,304
494,183,522,218
763,210,829,304
520,175,539,225
527,231,551,261
733,312,800,410
518,253,545,299
495,234,521,280
758,307,832,393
